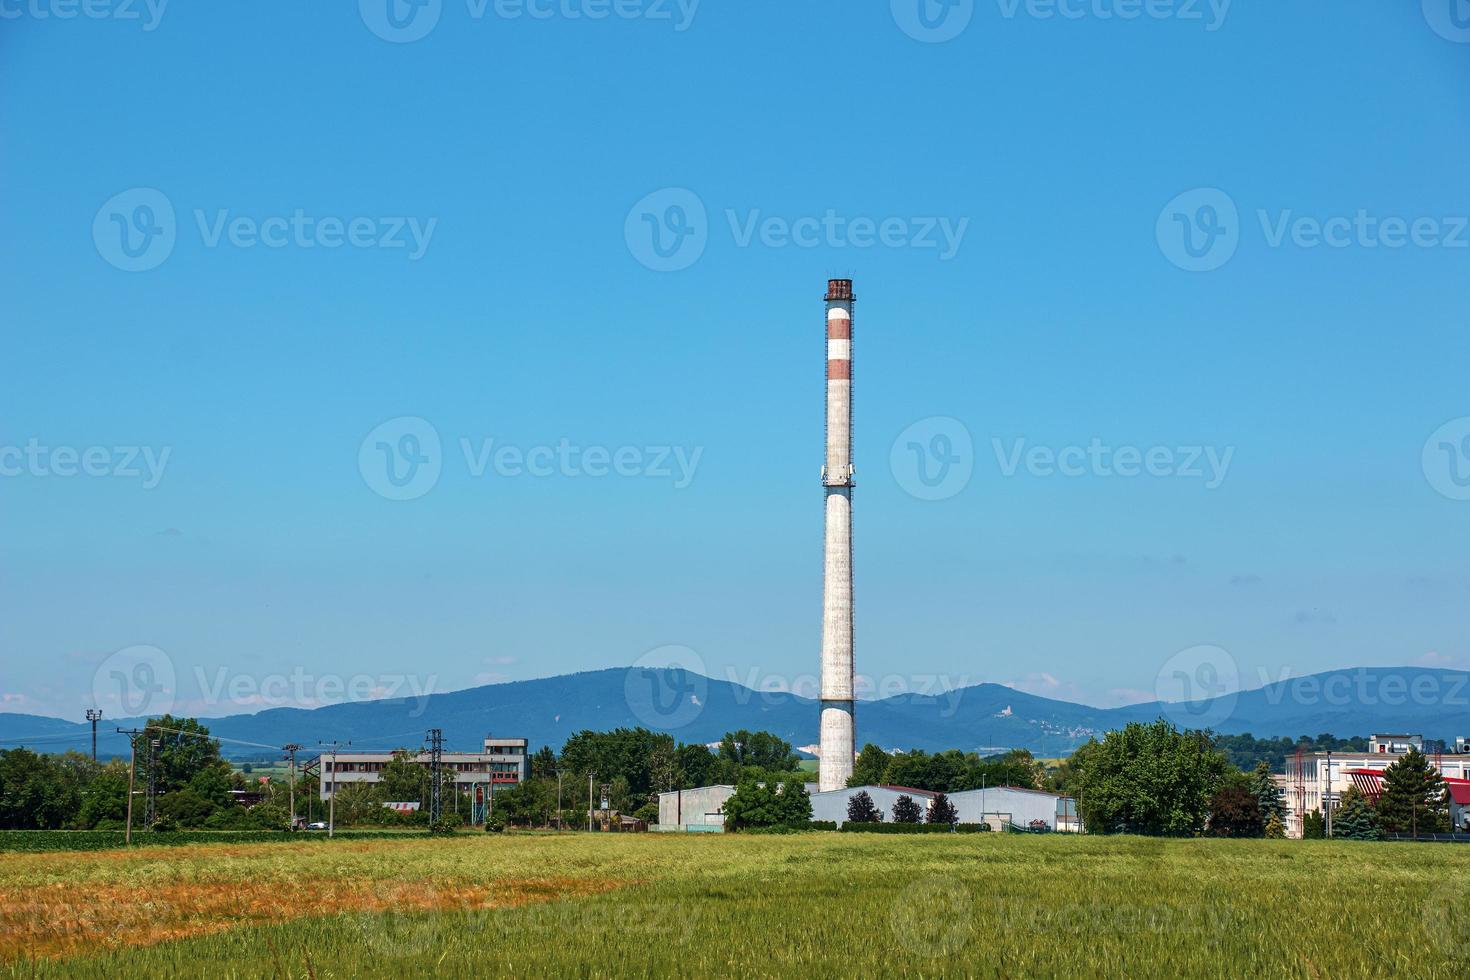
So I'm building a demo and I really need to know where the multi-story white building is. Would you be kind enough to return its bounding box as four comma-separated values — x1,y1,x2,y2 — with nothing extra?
1280,734,1470,837
316,735,529,801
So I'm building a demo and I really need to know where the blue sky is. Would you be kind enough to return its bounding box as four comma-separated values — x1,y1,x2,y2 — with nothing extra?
3,1,1470,721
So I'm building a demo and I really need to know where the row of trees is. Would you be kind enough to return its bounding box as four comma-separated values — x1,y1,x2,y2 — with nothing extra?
494,727,808,828
0,716,289,831
1063,720,1458,839
1297,746,1454,841
848,744,1045,793
845,789,956,825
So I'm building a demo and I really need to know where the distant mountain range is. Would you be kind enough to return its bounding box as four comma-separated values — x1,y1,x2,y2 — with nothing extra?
2,665,1465,761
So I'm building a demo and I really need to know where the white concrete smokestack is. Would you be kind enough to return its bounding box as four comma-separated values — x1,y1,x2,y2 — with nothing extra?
819,278,855,792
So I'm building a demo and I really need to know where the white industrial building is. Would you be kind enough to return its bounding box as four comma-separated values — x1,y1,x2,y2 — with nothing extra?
1280,733,1470,837
949,786,1080,832
809,785,936,826
315,735,529,800
656,784,737,831
657,782,1079,832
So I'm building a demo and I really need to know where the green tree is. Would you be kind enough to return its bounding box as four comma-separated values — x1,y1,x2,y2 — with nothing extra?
1208,784,1264,838
647,737,678,795
676,743,718,788
891,794,923,824
846,790,881,823
498,778,556,827
1376,746,1450,835
1264,813,1286,839
1333,785,1382,841
927,792,957,826
1249,761,1287,824
722,779,778,831
331,783,387,826
775,775,812,826
379,749,430,804
849,744,891,787
77,760,131,829
140,716,225,794
530,745,557,781
1302,809,1325,839
155,788,215,829
1071,719,1230,836
0,749,79,829
718,731,800,773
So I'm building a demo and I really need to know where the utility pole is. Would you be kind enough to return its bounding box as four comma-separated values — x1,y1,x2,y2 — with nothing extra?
85,709,102,762
117,728,146,846
588,772,596,832
1324,751,1333,839
144,729,160,828
319,739,350,838
426,729,444,832
555,770,564,831
283,744,302,831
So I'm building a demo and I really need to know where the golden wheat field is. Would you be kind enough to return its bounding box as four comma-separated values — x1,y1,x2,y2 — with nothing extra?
2,832,1467,978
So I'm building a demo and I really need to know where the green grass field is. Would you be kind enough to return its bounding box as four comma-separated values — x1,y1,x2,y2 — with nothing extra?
2,832,1466,978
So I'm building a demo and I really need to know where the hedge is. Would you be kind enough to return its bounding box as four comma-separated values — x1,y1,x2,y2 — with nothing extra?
0,830,413,853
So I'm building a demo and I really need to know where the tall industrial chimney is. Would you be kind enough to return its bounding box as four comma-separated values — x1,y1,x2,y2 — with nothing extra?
819,278,855,792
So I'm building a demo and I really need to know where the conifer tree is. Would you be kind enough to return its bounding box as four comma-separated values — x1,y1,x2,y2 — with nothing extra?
846,790,881,823
927,792,958,826
1250,760,1288,824
892,794,923,824
1377,747,1450,835
1332,785,1382,841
